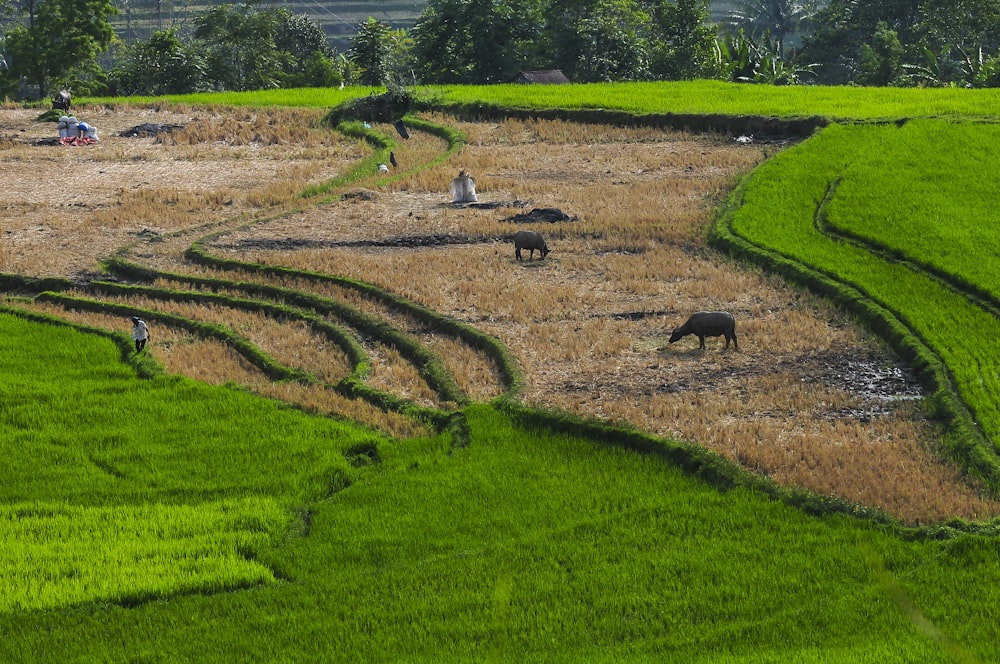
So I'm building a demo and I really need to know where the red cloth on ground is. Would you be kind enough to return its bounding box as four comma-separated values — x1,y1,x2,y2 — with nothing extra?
59,136,97,146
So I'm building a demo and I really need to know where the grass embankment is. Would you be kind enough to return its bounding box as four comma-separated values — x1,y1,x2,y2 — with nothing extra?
4,321,1000,660
83,80,1000,123
430,80,1000,121
712,120,1000,490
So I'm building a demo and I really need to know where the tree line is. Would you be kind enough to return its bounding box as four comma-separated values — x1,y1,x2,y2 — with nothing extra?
2,0,999,101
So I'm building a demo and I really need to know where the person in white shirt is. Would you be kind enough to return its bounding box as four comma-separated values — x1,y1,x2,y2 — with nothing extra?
131,316,150,352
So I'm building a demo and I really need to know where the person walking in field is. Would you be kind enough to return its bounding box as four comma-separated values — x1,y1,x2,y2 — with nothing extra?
131,316,149,353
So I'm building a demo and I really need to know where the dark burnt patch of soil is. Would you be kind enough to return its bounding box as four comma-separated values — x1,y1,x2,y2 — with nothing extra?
119,123,187,138
440,199,530,210
210,233,510,252
502,207,578,223
606,309,674,321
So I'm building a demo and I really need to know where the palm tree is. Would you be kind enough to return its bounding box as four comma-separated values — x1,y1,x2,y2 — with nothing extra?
725,0,818,58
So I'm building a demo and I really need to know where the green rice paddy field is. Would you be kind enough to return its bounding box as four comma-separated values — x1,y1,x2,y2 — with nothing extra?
6,82,1000,661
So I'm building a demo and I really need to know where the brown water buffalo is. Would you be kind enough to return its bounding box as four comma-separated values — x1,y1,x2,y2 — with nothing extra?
513,230,550,261
669,311,738,350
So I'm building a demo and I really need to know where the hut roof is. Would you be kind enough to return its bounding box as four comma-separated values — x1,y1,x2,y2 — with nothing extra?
509,70,571,84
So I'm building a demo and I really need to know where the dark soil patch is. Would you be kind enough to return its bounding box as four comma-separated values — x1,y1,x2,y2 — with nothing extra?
503,207,579,223
638,348,925,407
437,199,529,210
783,349,925,402
211,233,509,252
119,123,187,138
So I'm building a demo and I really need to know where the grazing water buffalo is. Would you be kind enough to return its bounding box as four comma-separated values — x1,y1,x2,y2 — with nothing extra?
513,230,550,261
669,311,738,350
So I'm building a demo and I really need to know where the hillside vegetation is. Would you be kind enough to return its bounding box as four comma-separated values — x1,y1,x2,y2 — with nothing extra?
108,0,749,50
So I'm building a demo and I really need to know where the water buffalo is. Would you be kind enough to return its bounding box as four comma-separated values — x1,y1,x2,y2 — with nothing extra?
669,311,738,350
513,230,550,261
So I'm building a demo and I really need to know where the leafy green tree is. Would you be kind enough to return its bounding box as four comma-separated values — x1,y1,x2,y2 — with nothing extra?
797,0,1000,86
192,4,338,91
194,3,283,91
797,0,922,84
107,28,207,95
349,17,408,86
412,0,725,84
917,0,1000,57
2,0,116,98
725,0,815,58
856,21,903,85
411,0,540,83
910,0,1000,86
57,55,109,96
542,0,650,82
289,49,343,88
648,0,721,79
274,10,342,87
275,11,331,63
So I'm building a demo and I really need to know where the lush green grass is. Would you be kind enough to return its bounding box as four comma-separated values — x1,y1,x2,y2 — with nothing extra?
84,80,1000,122
0,310,387,613
430,80,1000,120
0,499,285,613
91,87,371,109
5,309,1000,660
4,374,1000,660
825,121,1000,300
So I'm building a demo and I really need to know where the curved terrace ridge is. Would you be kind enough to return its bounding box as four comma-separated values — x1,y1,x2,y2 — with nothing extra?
712,121,1000,494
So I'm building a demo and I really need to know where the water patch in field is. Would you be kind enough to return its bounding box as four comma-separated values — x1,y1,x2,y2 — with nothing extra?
790,350,925,403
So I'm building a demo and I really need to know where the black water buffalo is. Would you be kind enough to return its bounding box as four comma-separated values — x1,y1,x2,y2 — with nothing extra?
669,311,738,350
513,230,550,261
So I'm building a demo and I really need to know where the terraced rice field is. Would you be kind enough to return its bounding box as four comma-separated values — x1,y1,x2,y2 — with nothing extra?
2,103,995,524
